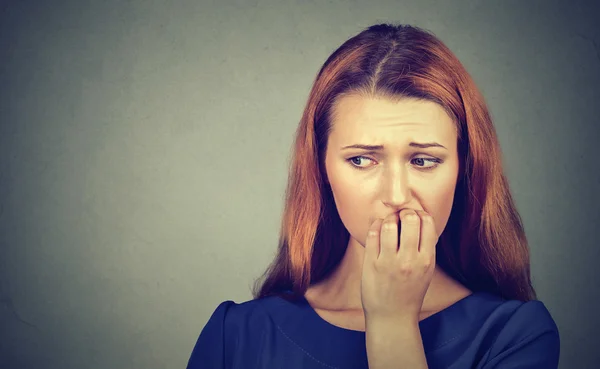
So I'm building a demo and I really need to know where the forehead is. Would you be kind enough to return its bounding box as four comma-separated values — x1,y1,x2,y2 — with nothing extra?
329,94,457,146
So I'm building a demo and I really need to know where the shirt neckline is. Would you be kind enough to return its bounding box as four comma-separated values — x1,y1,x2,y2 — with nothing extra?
296,291,480,335
265,290,500,367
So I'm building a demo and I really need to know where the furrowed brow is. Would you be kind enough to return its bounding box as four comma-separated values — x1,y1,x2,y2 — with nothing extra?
341,142,447,150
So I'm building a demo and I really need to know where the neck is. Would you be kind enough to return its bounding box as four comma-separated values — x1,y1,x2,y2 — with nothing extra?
306,236,457,312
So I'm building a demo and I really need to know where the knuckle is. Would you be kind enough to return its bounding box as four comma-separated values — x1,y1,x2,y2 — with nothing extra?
397,262,413,274
422,254,436,269
374,259,391,271
401,211,419,223
382,221,397,231
399,268,413,277
420,214,434,224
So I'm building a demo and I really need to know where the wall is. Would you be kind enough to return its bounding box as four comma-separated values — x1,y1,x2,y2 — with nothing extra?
1,0,599,368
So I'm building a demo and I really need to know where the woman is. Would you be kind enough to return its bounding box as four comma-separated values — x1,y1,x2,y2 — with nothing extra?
186,23,560,369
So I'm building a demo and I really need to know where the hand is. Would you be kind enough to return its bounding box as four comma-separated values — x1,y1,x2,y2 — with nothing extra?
360,209,438,322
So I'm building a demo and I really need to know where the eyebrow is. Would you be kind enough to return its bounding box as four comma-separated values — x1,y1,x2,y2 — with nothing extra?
341,142,447,150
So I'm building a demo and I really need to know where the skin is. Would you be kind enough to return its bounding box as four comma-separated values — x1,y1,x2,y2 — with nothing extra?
305,94,473,368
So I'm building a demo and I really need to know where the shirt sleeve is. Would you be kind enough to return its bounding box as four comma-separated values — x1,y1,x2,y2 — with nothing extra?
480,300,560,369
186,300,235,369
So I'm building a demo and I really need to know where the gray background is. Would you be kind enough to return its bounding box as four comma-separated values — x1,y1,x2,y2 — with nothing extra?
1,0,599,368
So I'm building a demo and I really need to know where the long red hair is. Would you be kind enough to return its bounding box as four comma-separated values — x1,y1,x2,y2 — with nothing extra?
252,23,536,302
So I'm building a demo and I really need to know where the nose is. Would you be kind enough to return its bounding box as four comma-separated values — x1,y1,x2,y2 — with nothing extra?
381,164,412,210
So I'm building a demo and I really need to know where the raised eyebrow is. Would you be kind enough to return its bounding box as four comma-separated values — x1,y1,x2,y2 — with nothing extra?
341,142,447,150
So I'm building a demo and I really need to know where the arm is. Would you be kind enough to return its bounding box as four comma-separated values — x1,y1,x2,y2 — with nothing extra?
365,316,428,369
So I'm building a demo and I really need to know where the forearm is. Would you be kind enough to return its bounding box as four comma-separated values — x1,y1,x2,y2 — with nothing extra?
365,317,428,369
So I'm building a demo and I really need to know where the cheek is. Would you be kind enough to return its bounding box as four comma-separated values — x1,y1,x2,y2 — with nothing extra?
425,183,457,238
330,180,365,223
328,174,372,242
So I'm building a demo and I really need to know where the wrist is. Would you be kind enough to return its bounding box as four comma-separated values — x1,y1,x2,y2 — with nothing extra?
365,314,421,334
366,313,420,326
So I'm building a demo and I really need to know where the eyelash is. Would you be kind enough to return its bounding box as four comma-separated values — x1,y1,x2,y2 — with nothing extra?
346,156,442,171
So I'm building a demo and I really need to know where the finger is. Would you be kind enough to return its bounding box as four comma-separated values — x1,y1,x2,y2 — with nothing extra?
364,218,383,264
379,212,399,260
397,209,420,259
414,209,437,261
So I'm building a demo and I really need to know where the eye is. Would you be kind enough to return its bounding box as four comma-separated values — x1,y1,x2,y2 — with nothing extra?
346,156,375,170
411,157,442,170
346,156,442,171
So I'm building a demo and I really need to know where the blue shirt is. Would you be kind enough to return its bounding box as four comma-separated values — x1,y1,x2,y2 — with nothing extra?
186,291,560,368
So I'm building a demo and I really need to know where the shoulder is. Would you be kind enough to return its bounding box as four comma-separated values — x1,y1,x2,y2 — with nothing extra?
476,296,559,339
187,296,283,368
426,293,560,368
477,297,560,368
205,295,298,341
460,293,558,331
489,298,559,344
206,296,277,334
468,293,559,343
501,299,558,330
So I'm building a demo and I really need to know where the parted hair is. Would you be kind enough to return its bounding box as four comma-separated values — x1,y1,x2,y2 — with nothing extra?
251,23,536,303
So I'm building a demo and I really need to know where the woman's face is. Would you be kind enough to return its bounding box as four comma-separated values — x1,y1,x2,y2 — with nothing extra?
324,94,460,247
